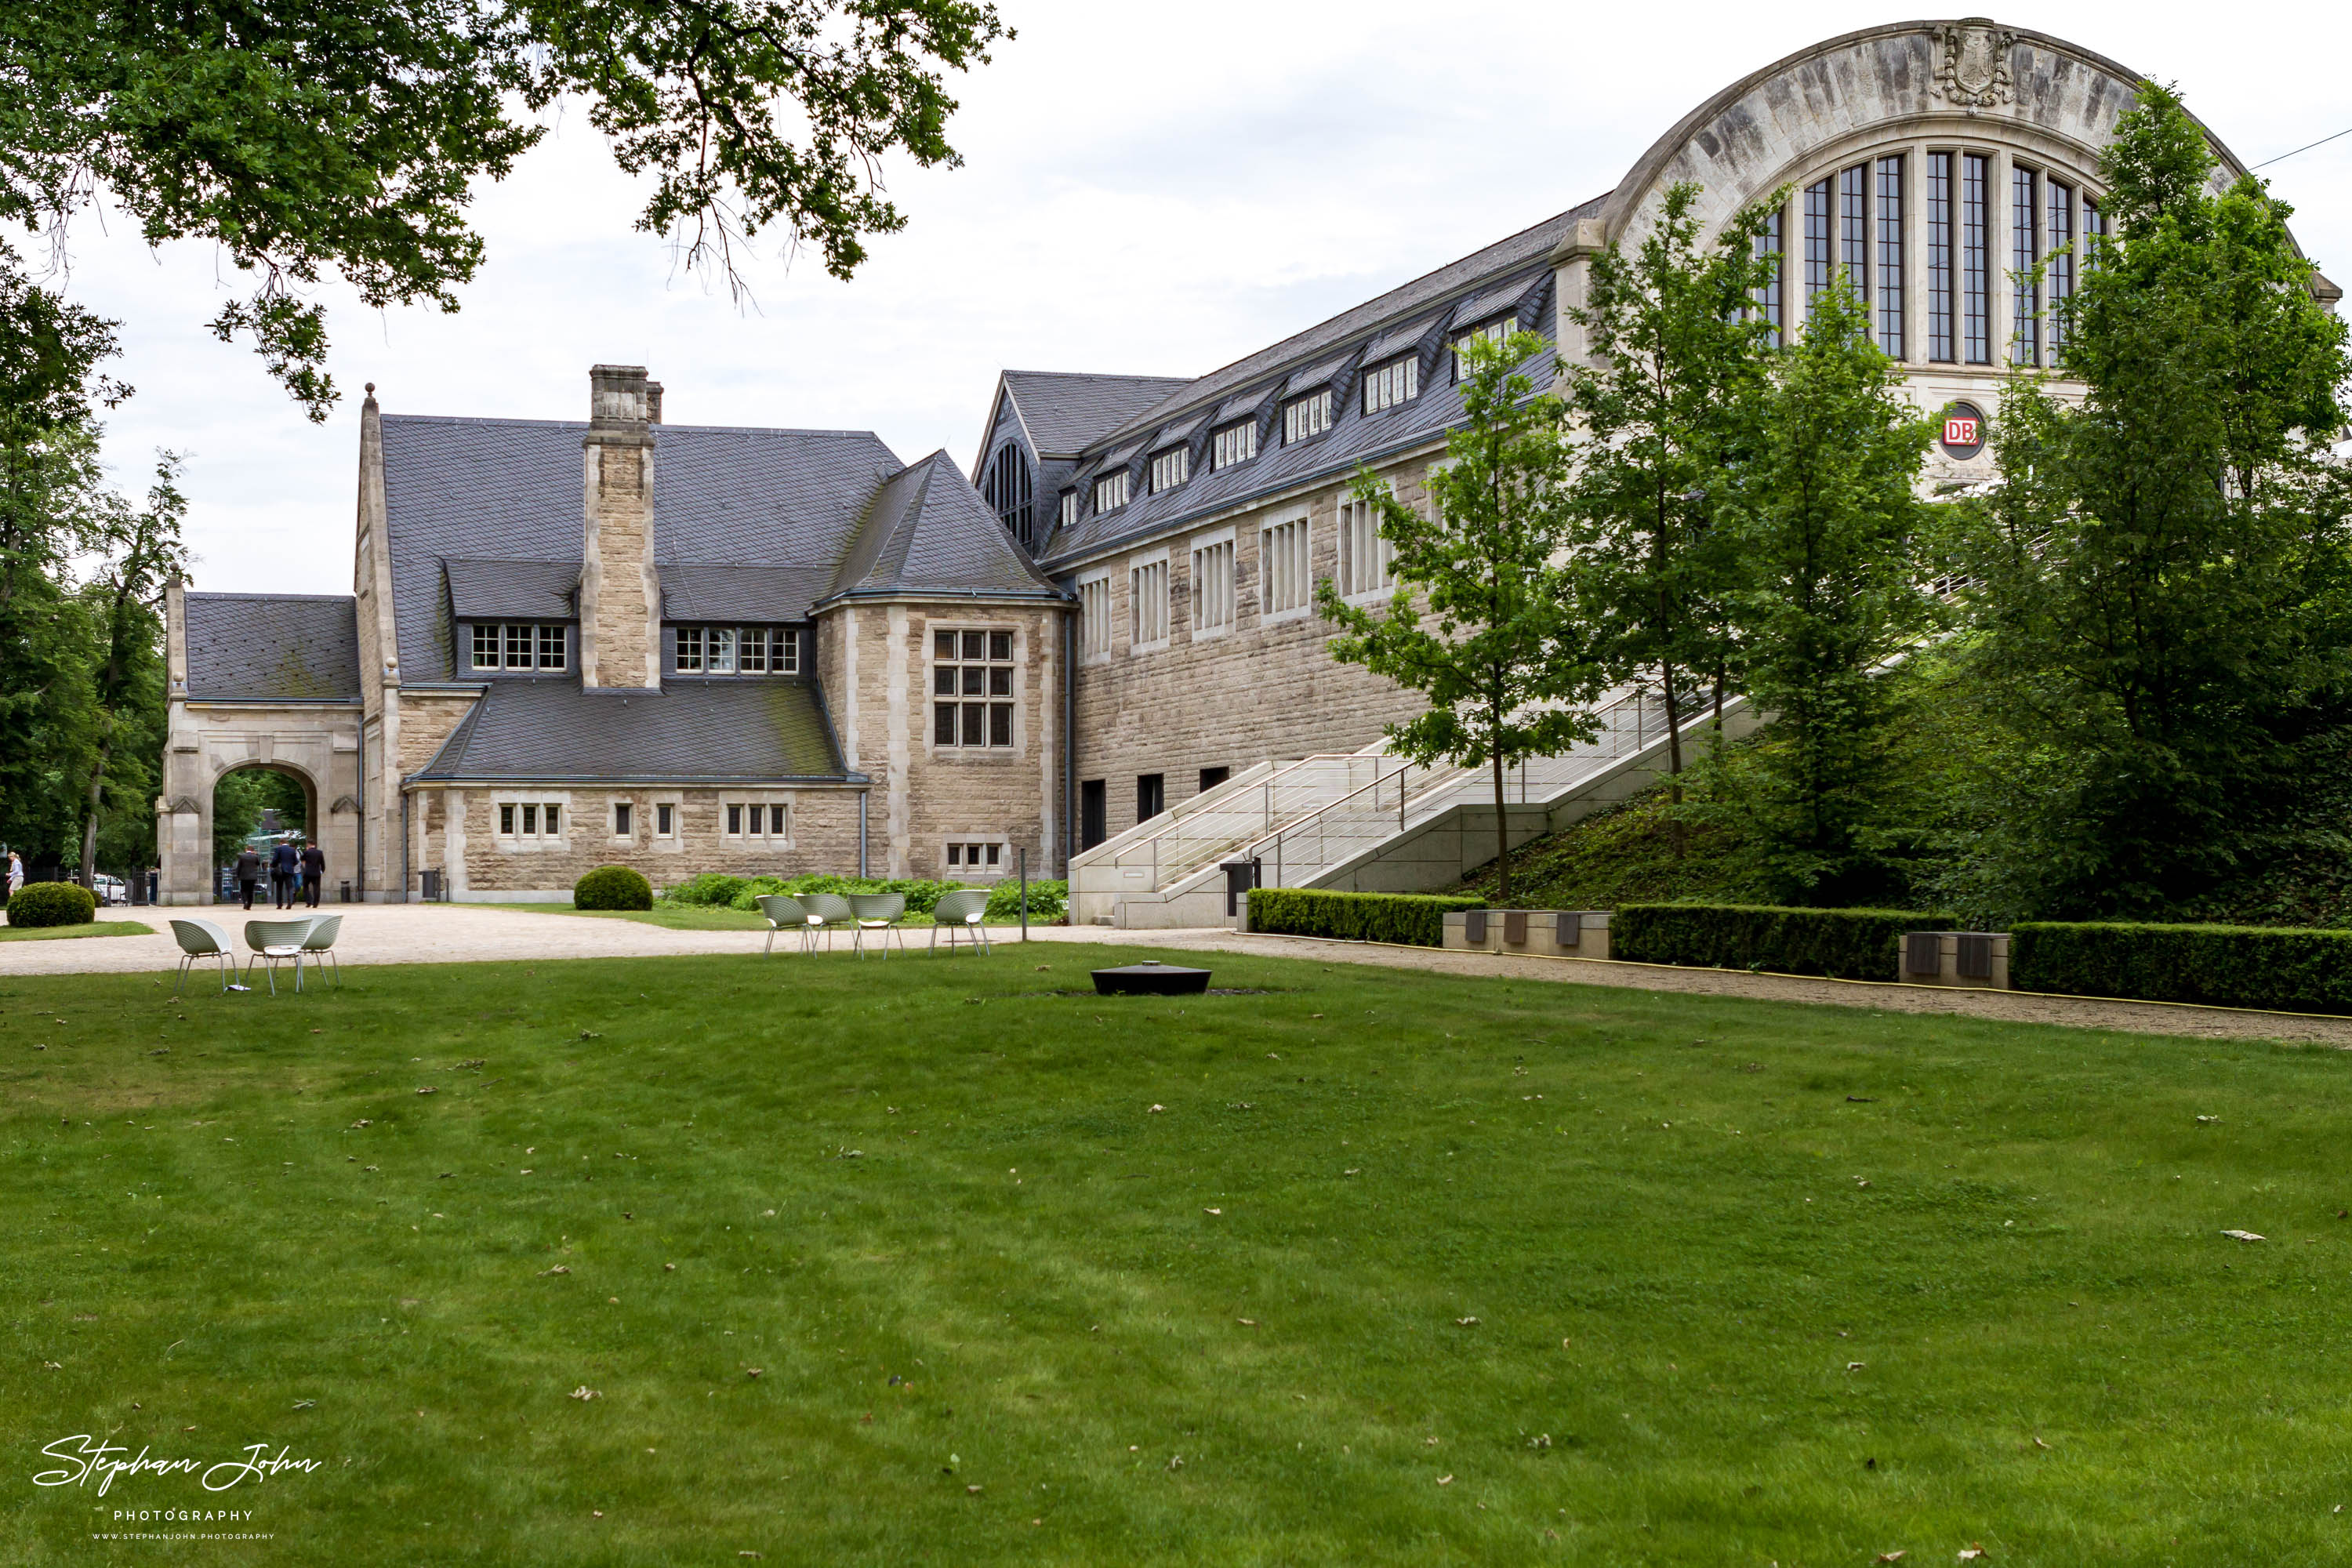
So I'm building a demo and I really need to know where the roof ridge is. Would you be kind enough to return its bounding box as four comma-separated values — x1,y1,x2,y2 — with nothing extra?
186,591,359,604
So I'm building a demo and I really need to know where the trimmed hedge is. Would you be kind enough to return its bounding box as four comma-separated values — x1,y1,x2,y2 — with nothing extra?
1613,903,1955,981
574,865,654,911
2012,921,2352,1014
1248,887,1482,947
7,880,96,927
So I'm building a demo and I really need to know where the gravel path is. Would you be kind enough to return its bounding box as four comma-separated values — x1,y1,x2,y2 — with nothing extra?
8,906,2342,1047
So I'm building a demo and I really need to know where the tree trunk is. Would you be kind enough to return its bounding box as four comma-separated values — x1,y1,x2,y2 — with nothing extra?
78,732,111,888
1491,742,1511,902
1661,661,1686,859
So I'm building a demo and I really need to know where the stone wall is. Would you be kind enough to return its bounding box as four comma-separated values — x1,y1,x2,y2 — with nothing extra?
817,597,1063,880
426,783,868,898
1068,455,1435,844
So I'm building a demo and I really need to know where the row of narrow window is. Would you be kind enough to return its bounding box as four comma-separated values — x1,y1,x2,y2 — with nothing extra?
495,800,778,840
469,622,798,674
1084,493,1396,659
1756,151,2102,367
1078,316,1514,520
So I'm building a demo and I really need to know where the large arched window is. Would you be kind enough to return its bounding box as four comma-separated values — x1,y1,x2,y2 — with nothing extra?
982,442,1034,550
1766,142,2102,372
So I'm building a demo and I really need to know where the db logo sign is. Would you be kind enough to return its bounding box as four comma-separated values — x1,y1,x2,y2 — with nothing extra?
1939,402,1987,458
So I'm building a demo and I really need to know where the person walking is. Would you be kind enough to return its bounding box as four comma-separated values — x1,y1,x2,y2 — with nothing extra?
5,850,22,898
269,839,298,910
234,845,263,910
300,839,325,909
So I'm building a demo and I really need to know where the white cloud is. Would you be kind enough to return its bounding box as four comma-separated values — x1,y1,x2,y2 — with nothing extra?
28,0,2350,593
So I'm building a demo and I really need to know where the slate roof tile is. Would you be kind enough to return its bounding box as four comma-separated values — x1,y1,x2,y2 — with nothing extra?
411,678,848,783
183,593,361,702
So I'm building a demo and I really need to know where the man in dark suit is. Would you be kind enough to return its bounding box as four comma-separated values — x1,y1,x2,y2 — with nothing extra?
300,840,326,908
269,839,299,909
234,846,263,910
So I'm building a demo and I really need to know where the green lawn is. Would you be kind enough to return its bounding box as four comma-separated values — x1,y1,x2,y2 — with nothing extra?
8,947,2351,1564
0,918,154,942
470,901,770,931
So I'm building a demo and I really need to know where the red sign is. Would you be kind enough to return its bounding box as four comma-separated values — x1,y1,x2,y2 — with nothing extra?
1943,415,1980,448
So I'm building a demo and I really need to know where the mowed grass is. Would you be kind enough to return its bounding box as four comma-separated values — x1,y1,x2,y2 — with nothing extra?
0,919,154,942
7,948,2352,1565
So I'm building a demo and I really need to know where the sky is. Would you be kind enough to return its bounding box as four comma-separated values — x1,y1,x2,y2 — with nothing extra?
31,0,2352,595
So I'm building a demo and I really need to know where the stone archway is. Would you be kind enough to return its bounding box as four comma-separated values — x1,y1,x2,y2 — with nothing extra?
157,711,362,906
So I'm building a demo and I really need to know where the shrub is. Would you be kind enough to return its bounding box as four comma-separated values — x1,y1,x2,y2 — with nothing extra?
7,880,96,927
720,875,967,915
985,879,1067,921
573,866,653,911
1247,887,1482,947
1612,903,1955,981
2012,922,2352,1014
668,872,750,907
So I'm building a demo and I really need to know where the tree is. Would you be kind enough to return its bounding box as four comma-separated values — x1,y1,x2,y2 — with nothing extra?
1951,82,2352,916
1566,182,1779,853
1722,279,1936,902
1318,330,1605,901
0,0,1010,417
75,456,187,886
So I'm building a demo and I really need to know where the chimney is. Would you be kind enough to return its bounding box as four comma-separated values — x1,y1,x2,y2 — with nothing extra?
645,381,664,424
579,365,662,691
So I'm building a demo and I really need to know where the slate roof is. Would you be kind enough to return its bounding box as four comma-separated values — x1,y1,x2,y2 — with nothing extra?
659,564,837,623
1032,194,1606,569
380,416,902,680
996,371,1193,459
410,677,850,784
183,593,361,702
445,557,578,621
826,451,1062,604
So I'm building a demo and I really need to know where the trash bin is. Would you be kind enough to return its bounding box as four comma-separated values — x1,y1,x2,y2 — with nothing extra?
419,868,445,902
339,879,354,904
1220,858,1261,918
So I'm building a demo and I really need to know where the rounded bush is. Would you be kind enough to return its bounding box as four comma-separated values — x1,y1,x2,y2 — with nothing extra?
8,880,96,927
573,865,653,911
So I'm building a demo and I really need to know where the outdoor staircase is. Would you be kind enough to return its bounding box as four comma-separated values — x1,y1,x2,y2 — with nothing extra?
1069,685,1757,928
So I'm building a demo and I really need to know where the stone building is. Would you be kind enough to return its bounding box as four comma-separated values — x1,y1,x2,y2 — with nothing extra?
159,19,2337,906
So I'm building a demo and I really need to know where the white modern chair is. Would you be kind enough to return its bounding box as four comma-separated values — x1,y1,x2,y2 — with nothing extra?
928,889,991,954
757,895,809,955
848,893,907,959
242,916,317,995
299,914,343,987
168,918,236,995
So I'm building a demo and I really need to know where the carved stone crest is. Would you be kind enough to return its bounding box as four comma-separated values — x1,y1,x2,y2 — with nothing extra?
1936,19,2018,108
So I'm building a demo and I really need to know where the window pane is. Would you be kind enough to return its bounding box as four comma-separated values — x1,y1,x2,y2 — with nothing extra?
1962,153,1991,364
935,703,956,745
2048,180,2074,355
521,804,537,834
473,624,499,670
989,666,1012,696
778,633,797,673
615,803,631,836
539,624,566,670
962,703,985,746
727,804,742,835
1803,178,1831,314
543,804,559,834
677,626,702,673
1875,155,1904,357
770,805,787,836
506,623,533,670
708,626,737,674
962,666,983,695
1928,152,1954,361
947,844,961,866
2011,166,2039,365
989,630,1011,661
1753,209,1783,341
500,803,515,835
657,803,673,836
1838,163,1868,301
985,844,1000,866
935,630,956,660
934,667,956,695
989,702,1012,746
961,630,985,660
740,627,766,673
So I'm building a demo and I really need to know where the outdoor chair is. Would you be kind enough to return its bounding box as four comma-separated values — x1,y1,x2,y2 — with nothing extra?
242,916,317,996
929,889,992,955
168,918,236,995
847,893,907,959
756,895,811,955
796,892,855,953
299,914,343,987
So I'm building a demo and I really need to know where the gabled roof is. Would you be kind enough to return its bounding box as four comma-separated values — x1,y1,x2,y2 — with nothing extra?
183,593,361,702
826,451,1064,604
380,416,902,679
410,678,849,784
993,371,1192,460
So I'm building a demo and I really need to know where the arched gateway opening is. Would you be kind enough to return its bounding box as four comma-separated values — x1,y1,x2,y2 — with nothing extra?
208,763,317,902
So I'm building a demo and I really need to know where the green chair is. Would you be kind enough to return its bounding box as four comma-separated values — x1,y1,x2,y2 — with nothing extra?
797,892,855,953
848,893,907,959
929,889,992,955
168,918,235,995
757,894,811,955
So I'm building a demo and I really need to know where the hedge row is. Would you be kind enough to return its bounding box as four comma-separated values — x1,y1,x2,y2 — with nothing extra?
2013,921,2352,1014
1247,887,1482,946
1612,903,1955,981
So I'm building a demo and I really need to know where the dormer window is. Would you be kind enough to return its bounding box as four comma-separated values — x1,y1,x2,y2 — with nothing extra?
1094,470,1131,513
1149,446,1189,493
1211,420,1258,470
676,626,798,675
1281,389,1333,445
1450,318,1513,381
470,622,567,673
1361,354,1418,414
1058,488,1078,528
